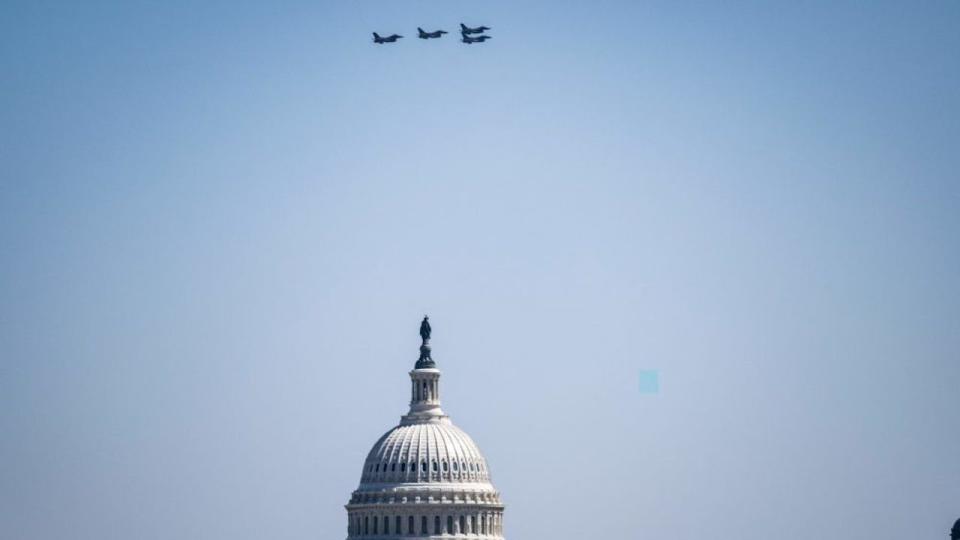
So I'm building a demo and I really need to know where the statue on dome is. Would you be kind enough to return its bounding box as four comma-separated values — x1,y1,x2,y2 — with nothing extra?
419,315,431,342
416,316,434,368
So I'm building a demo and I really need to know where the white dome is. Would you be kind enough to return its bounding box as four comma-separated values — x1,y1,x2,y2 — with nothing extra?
360,422,492,485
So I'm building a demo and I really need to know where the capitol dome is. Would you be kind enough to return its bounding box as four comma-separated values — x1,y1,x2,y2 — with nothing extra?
360,422,492,486
345,317,505,539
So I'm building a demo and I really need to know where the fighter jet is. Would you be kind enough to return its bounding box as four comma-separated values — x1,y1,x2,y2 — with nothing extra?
460,23,491,35
461,33,492,44
372,32,403,44
417,27,448,39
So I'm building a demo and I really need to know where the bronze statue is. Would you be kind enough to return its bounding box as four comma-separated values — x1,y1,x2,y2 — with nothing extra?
419,316,431,342
416,316,434,368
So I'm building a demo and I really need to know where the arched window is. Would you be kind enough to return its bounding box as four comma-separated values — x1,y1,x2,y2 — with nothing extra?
408,516,414,535
452,461,458,471
459,515,466,535
421,461,427,472
364,516,369,535
400,462,406,472
391,463,396,471
421,516,427,534
373,516,378,535
447,516,454,534
434,516,441,534
469,462,474,471
375,464,380,472
395,516,401,535
384,515,390,535
442,460,448,472
432,461,438,472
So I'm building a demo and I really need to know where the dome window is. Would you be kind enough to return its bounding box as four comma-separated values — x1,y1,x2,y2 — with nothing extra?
452,461,458,471
421,461,427,472
442,460,448,472
432,461,438,472
400,462,406,472
391,463,396,471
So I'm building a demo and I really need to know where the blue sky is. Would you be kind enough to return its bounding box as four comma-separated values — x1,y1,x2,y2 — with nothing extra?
2,1,959,539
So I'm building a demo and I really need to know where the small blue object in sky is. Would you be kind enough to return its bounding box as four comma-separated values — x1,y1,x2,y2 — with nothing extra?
639,369,660,394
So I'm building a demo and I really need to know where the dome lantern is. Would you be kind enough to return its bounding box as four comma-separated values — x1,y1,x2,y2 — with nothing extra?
402,315,447,425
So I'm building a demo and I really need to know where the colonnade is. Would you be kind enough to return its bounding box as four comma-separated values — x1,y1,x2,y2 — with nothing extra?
349,509,503,538
411,377,439,403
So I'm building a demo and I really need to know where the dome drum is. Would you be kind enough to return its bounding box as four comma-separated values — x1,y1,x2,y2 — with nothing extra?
346,507,504,538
